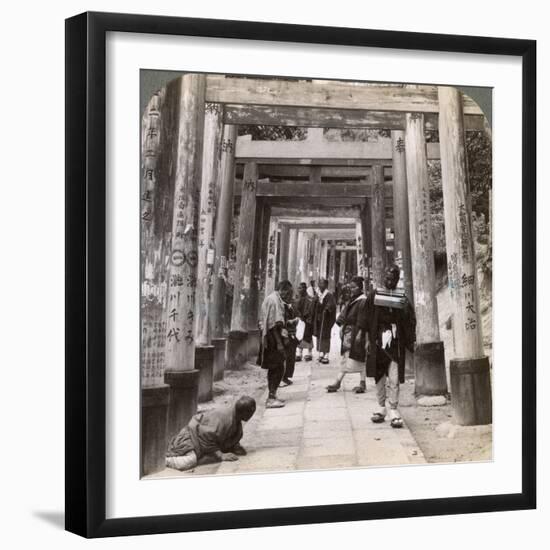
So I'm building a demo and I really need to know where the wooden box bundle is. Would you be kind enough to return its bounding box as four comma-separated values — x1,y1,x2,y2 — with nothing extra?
373,288,407,309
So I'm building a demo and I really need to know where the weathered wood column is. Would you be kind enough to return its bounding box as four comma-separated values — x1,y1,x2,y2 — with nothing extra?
247,199,265,359
328,240,337,291
228,162,258,369
313,234,322,282
195,103,223,401
264,217,279,296
320,240,328,280
304,233,311,282
141,90,170,476
164,74,205,438
360,200,372,288
339,250,347,284
211,124,237,381
288,228,299,286
307,234,316,280
392,130,415,380
362,200,373,259
371,164,386,288
355,220,364,278
438,87,491,425
279,224,290,281
303,234,311,281
391,130,414,303
405,112,447,396
196,104,223,345
297,231,307,286
350,250,355,276
256,204,272,321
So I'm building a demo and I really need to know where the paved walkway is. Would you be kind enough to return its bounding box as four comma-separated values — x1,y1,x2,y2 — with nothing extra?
151,325,425,479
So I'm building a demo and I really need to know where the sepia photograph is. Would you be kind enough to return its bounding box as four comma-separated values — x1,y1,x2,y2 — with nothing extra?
140,71,493,479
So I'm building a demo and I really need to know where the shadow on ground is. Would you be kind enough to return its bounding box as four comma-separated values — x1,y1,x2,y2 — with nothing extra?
32,511,65,530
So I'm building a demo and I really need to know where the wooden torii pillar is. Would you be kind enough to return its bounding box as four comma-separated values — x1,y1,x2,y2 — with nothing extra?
298,231,308,286
257,203,272,320
371,165,386,288
392,129,415,379
339,249,347,285
264,216,279,296
247,199,265,359
287,228,298,287
140,91,168,476
194,103,223,402
304,233,311,282
313,234,322,282
391,130,414,303
164,74,205,438
279,224,290,281
355,220,364,278
405,113,447,397
320,240,328,280
210,124,237,381
363,202,372,255
438,87,492,425
227,162,258,370
361,200,372,288
307,234,316,280
328,240,337,291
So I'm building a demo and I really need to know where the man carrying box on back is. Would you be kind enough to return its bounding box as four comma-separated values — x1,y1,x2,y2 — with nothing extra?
367,264,416,429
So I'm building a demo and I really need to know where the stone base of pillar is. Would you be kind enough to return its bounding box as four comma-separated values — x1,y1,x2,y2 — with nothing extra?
226,330,248,370
247,328,261,361
450,357,492,426
414,341,448,396
211,337,227,381
164,369,199,441
404,349,415,380
195,345,214,402
141,385,170,477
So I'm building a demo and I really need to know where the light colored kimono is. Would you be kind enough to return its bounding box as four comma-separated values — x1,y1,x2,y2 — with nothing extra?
260,291,285,341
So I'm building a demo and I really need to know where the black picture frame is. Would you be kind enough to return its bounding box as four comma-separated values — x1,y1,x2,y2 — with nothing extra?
65,11,536,538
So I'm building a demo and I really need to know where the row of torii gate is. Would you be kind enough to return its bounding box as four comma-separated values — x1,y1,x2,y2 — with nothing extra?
140,74,492,475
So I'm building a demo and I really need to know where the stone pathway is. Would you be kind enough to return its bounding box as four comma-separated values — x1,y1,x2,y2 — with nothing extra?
151,326,425,479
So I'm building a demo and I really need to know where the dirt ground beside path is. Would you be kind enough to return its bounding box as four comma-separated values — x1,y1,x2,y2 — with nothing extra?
198,361,268,414
398,379,492,463
203,363,492,466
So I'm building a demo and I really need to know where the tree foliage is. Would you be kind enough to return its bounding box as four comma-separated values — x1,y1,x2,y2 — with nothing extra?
428,130,492,278
237,125,306,140
466,130,492,221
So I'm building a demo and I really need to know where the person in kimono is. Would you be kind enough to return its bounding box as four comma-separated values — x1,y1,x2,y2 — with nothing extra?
313,278,337,364
258,280,295,408
165,396,256,471
326,276,368,393
281,298,300,386
337,282,351,314
294,282,315,363
367,265,416,428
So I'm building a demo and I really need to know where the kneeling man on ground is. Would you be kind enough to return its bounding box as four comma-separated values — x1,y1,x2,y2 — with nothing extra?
165,396,256,471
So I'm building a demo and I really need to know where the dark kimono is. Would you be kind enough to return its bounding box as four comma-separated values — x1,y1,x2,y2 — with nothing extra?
283,302,299,378
314,290,337,353
294,293,315,345
366,289,416,384
258,325,285,370
336,293,368,362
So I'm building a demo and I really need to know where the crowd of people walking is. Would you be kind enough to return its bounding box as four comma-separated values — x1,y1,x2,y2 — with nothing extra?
258,267,417,430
